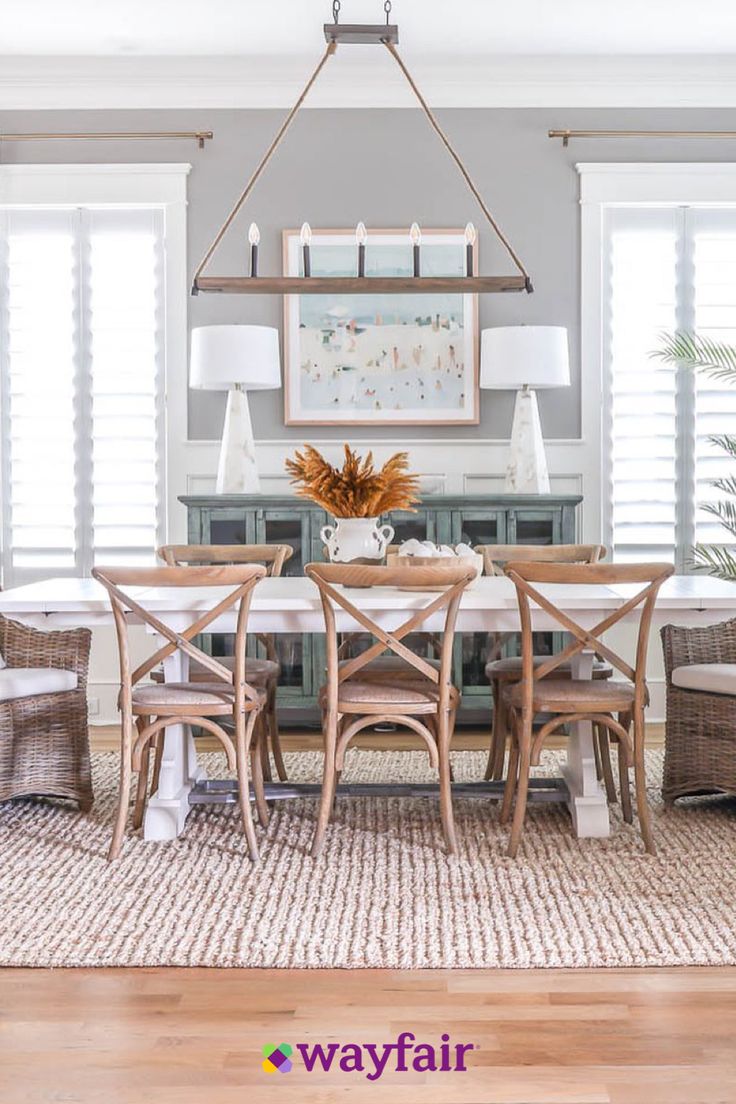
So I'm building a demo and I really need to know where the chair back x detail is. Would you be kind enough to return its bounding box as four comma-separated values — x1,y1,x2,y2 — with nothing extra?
305,561,474,712
504,560,674,711
157,543,292,665
92,564,267,711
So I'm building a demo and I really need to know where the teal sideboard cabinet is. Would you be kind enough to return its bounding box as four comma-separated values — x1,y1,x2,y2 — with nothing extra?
180,494,582,726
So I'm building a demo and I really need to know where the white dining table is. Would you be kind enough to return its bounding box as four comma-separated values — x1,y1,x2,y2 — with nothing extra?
2,573,735,843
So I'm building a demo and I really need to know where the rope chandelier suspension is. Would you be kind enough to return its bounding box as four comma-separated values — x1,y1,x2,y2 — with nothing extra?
192,0,532,297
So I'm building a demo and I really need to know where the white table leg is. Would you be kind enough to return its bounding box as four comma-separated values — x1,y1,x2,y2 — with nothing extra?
143,650,207,841
561,650,611,838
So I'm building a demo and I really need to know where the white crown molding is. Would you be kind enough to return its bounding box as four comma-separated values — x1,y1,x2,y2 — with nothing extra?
4,54,736,109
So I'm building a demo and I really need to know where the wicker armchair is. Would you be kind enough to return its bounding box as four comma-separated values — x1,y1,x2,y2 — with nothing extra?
0,615,92,809
661,618,736,804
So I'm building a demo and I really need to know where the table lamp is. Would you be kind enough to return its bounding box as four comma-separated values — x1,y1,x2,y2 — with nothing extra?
190,325,281,494
480,326,570,494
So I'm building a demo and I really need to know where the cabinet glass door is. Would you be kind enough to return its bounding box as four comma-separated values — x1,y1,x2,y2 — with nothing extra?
255,510,312,696
385,508,436,547
507,510,559,546
508,510,560,656
199,508,251,547
451,510,506,710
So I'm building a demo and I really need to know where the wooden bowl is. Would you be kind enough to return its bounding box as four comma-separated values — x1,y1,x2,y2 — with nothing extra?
386,552,483,590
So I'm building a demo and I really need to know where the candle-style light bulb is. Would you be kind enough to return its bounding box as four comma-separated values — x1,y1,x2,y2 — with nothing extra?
464,222,476,276
300,222,312,278
356,221,367,277
248,222,260,277
410,222,421,277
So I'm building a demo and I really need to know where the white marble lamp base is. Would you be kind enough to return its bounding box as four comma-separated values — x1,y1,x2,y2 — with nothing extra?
504,386,550,494
216,386,260,494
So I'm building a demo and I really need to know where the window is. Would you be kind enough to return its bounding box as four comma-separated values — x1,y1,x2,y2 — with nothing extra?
0,165,189,584
580,165,736,569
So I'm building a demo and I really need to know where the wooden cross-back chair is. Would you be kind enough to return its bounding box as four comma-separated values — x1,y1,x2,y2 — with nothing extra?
476,543,610,782
478,544,606,577
501,560,673,858
92,564,268,862
305,561,476,857
156,543,292,782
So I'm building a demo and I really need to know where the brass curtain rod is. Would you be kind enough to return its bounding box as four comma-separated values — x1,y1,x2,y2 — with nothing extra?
0,131,213,149
550,128,736,147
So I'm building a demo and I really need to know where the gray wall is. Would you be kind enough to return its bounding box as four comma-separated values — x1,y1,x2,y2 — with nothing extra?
3,105,736,441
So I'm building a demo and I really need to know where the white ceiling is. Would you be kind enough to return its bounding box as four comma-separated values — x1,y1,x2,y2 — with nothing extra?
3,0,736,109
4,0,736,56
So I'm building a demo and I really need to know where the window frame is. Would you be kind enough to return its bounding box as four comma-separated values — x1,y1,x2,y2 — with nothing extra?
579,162,736,568
0,163,190,585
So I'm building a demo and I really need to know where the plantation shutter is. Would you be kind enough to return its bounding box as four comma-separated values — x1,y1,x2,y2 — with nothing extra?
0,206,164,584
605,204,736,568
604,208,678,562
691,209,736,548
87,209,164,567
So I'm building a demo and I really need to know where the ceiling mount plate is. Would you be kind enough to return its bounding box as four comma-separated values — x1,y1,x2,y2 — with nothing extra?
323,22,399,44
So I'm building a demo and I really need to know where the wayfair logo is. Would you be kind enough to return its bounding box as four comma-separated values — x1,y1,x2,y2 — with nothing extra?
261,1033,474,1080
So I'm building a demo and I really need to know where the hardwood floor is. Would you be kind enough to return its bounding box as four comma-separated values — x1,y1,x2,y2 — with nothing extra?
88,723,667,754
0,967,734,1104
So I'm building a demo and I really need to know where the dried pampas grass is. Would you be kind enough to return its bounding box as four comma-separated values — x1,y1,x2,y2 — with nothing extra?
285,444,420,517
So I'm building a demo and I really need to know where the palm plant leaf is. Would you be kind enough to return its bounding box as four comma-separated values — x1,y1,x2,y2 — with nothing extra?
692,542,736,581
701,500,736,539
650,331,736,580
711,474,736,499
652,331,736,385
708,433,736,460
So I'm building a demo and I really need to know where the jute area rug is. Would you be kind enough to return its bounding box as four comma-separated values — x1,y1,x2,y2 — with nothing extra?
1,748,734,969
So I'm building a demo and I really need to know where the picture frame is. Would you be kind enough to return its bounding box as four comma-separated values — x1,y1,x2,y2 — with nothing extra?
282,228,479,426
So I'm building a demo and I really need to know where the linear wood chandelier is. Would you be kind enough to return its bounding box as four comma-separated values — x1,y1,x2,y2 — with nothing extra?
192,0,532,297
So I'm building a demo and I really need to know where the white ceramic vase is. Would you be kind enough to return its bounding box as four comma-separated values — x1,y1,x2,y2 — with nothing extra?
320,517,395,563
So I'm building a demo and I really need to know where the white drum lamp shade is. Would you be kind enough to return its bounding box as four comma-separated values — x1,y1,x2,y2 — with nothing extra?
480,326,570,494
190,325,281,494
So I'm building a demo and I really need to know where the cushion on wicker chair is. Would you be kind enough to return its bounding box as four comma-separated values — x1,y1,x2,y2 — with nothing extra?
0,649,5,669
672,663,736,697
0,667,77,702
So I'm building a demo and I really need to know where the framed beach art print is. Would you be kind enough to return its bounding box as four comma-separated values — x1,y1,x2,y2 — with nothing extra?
282,228,479,425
